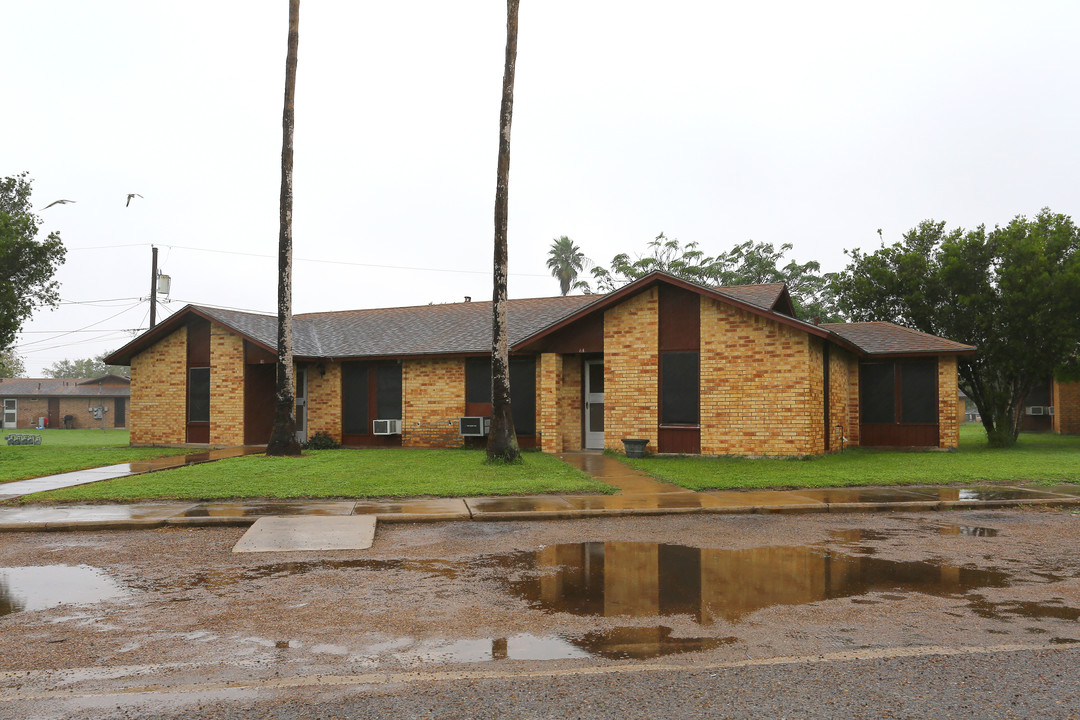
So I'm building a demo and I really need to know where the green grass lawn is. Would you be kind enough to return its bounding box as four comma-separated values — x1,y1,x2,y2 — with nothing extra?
0,429,201,483
620,425,1080,490
20,448,615,502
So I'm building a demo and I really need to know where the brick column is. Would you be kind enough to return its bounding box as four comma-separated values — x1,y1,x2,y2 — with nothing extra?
538,353,563,453
210,324,245,446
937,355,959,449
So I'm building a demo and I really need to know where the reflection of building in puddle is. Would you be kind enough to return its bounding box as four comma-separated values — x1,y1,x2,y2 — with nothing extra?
511,542,1012,624
395,628,734,664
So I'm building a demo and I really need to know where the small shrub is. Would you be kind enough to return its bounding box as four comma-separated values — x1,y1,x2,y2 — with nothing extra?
302,431,340,450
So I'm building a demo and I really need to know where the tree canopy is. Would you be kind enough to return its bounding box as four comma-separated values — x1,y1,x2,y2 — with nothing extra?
590,233,840,321
0,173,67,351
832,210,1080,447
0,348,25,377
43,353,130,379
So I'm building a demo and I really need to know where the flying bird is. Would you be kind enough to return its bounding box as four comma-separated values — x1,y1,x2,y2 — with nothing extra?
42,199,76,210
126,193,143,207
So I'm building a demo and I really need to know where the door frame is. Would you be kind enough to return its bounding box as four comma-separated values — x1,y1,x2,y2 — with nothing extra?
583,358,604,449
2,398,16,429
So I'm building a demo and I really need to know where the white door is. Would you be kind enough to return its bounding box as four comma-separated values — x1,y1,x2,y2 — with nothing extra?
2,399,16,429
295,367,308,443
584,360,604,449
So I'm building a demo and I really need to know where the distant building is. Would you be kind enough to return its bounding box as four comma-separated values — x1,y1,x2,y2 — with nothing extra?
0,375,130,430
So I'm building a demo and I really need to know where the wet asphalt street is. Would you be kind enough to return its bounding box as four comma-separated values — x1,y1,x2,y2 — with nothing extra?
2,508,1079,719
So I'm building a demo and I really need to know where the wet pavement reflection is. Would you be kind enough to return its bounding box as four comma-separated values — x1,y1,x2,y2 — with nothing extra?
0,565,127,616
501,542,1014,624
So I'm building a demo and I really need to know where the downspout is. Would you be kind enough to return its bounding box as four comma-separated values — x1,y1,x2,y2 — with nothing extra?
823,342,831,453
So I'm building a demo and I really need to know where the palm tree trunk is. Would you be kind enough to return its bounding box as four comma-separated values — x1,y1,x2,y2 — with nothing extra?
487,0,521,463
266,0,301,456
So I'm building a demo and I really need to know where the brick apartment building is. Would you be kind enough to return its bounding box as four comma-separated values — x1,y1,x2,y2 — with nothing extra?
105,272,979,454
0,375,130,430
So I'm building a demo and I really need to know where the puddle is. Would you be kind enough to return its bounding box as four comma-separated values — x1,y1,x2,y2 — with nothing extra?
0,565,127,616
966,596,1080,622
399,627,735,664
937,525,999,537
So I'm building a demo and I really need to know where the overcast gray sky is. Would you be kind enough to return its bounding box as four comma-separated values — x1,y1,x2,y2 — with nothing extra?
4,1,1079,375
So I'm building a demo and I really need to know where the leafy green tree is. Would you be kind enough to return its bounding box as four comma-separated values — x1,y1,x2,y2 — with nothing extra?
832,210,1080,447
0,348,25,377
591,233,840,320
0,173,67,350
43,353,129,378
546,236,590,295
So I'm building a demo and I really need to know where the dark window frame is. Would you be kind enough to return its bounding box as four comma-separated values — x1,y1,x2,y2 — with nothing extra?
859,359,939,425
187,367,211,423
659,351,700,426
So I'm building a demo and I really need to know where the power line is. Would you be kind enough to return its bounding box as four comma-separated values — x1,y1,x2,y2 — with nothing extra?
13,302,143,350
66,241,552,278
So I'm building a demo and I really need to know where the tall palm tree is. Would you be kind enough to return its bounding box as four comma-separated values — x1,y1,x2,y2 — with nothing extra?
266,0,301,456
546,235,590,295
487,0,520,463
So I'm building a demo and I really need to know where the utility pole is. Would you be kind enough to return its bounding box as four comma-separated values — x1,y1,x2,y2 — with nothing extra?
150,245,158,328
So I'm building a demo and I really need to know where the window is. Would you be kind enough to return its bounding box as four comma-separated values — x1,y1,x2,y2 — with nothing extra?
342,362,402,436
464,356,537,434
660,352,699,425
188,368,210,422
860,360,938,424
342,364,369,435
376,364,403,420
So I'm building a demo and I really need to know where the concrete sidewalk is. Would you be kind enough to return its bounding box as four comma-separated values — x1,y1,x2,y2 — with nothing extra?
1,450,1079,532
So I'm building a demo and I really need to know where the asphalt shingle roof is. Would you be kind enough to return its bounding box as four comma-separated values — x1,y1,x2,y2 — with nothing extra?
821,322,976,355
0,376,130,397
716,283,786,310
198,295,601,359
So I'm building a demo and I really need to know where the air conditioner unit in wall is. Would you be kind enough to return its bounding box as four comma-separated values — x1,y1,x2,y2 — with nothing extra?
373,419,402,435
459,416,490,436
1047,406,1055,416
1026,406,1045,416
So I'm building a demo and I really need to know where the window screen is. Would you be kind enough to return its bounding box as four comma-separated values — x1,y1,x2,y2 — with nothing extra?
342,364,369,434
661,352,699,425
510,357,536,434
376,363,403,420
859,362,896,424
187,368,210,422
900,361,937,423
466,358,491,404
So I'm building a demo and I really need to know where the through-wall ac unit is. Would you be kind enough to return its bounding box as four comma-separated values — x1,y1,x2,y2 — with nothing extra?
1026,406,1045,416
1047,406,1055,416
372,419,402,435
459,416,490,437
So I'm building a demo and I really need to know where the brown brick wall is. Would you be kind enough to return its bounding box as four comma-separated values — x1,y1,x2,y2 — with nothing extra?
560,355,583,451
403,357,465,447
827,346,858,451
307,362,342,442
130,326,187,445
807,338,826,454
1054,379,1080,435
209,324,245,446
846,356,860,446
937,355,959,448
538,353,562,452
699,297,817,456
603,288,659,452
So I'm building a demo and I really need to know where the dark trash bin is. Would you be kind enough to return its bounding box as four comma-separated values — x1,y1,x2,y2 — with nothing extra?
63,414,75,429
621,438,649,458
